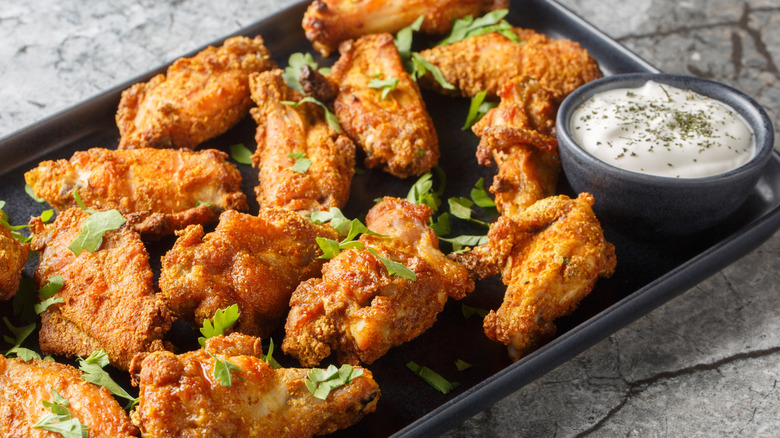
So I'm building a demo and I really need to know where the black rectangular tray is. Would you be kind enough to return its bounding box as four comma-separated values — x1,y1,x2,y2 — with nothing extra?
1,1,779,437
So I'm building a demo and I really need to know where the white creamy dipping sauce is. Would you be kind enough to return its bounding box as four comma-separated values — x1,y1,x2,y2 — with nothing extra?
570,80,755,178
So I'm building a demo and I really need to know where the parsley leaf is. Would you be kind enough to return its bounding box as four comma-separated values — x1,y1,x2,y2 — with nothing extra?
470,178,496,208
406,167,445,212
309,207,351,235
438,9,521,46
448,197,490,227
406,361,460,394
461,304,490,319
394,16,424,59
260,338,281,369
439,234,489,252
38,275,64,299
367,248,417,280
409,53,455,90
72,189,96,213
68,209,126,256
78,350,138,409
462,90,498,130
198,304,240,348
3,317,40,360
429,212,451,237
393,16,455,90
287,152,312,173
25,184,45,204
455,359,472,371
282,97,342,133
229,143,254,165
283,52,320,93
305,364,363,400
368,76,399,100
32,388,89,438
210,354,244,387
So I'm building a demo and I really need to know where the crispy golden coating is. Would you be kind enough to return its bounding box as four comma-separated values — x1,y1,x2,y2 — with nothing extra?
159,209,340,338
117,35,274,150
330,33,440,178
29,208,173,370
472,77,561,217
418,27,602,99
0,226,27,301
460,194,616,361
0,357,138,437
249,69,355,215
303,0,509,56
130,333,379,437
283,197,474,366
25,147,248,240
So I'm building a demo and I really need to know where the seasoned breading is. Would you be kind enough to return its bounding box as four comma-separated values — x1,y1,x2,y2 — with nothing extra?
159,208,340,338
130,333,380,437
117,35,274,149
29,208,173,370
418,27,602,99
303,0,509,56
472,77,561,217
0,226,27,301
283,197,474,366
330,33,439,178
461,194,616,361
25,147,247,239
249,69,355,215
0,356,138,437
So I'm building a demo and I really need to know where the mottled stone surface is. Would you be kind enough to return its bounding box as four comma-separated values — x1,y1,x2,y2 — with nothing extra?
2,0,779,437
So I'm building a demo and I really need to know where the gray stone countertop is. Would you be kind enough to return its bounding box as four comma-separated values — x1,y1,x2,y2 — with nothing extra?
2,0,778,436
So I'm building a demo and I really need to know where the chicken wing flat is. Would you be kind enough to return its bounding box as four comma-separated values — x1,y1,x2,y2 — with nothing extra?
418,27,602,99
283,197,474,366
25,147,247,239
303,0,509,56
472,77,560,217
330,33,439,178
117,35,274,150
0,225,27,301
29,208,173,370
130,333,379,437
462,194,616,361
0,356,138,437
250,69,355,215
159,208,340,338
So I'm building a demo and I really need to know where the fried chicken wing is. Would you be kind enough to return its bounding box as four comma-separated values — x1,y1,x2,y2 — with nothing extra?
250,69,355,214
460,194,616,361
159,208,340,338
0,356,138,437
303,0,509,56
29,208,173,370
418,27,602,99
283,197,474,366
25,147,247,239
330,33,439,178
130,333,379,437
117,35,274,150
472,77,561,217
0,225,27,301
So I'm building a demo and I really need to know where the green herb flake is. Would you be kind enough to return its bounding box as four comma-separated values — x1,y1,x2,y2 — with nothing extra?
282,52,321,93
470,177,496,208
67,209,126,256
282,97,342,133
406,361,460,394
260,338,281,369
368,76,400,100
438,10,520,46
305,364,363,400
287,152,312,174
32,388,89,438
25,184,45,204
198,304,240,348
229,143,254,165
455,359,472,371
462,90,497,130
409,53,455,90
440,234,489,252
448,197,490,227
367,248,417,281
210,354,244,387
78,350,138,409
39,275,64,299
41,209,55,222
3,317,40,360
394,15,424,59
461,304,489,319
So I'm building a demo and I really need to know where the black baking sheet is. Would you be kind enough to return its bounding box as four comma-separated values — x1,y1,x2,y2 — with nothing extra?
1,1,779,437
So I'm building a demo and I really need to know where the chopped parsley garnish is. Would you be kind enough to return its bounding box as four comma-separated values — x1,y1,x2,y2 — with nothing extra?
439,234,489,253
367,248,417,281
281,97,342,133
368,76,400,100
198,304,240,348
32,388,89,438
461,304,489,319
34,275,64,315
260,338,281,369
406,361,460,394
282,52,329,94
78,350,138,409
210,353,244,387
439,9,521,46
25,184,45,204
462,90,497,130
229,143,254,165
305,364,363,400
67,208,126,256
470,178,496,208
455,359,472,371
406,168,445,213
394,16,455,90
287,152,312,173
2,317,40,360
448,197,490,227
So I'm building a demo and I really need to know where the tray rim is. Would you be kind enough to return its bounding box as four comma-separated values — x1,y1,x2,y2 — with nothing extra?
2,1,779,437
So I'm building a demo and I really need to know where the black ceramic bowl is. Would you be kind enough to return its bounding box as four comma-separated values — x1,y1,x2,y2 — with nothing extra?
557,73,775,237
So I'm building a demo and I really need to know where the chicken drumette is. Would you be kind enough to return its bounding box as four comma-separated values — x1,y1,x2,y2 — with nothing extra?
0,225,27,301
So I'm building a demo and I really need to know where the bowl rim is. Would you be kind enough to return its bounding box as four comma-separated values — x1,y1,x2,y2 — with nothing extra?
556,72,775,186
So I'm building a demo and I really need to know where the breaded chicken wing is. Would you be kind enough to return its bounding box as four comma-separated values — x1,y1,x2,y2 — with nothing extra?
250,69,355,215
0,356,138,437
418,27,602,99
303,0,509,56
29,208,173,370
0,225,27,301
459,194,616,361
117,35,274,150
159,209,340,338
130,333,379,437
472,77,560,217
25,147,247,239
330,33,439,178
283,197,474,366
